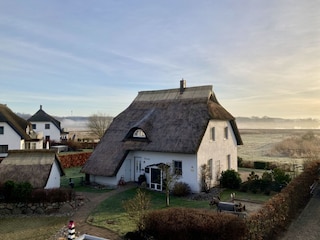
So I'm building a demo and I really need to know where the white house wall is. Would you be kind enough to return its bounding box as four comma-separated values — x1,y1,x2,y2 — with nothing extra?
197,120,238,188
90,175,118,187
0,122,22,150
44,160,61,189
31,122,61,142
119,151,199,192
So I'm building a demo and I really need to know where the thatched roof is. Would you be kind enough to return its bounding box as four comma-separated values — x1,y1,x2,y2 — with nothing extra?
0,104,31,140
81,84,242,177
0,150,65,188
28,105,62,132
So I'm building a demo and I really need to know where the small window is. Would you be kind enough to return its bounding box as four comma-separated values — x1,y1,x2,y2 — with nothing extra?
208,159,213,179
0,126,3,134
32,124,36,130
45,124,50,129
133,129,146,138
173,160,182,176
210,127,215,141
227,155,231,170
224,127,228,139
0,145,8,153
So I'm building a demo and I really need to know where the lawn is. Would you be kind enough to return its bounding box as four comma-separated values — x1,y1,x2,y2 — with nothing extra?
0,216,69,240
88,187,271,236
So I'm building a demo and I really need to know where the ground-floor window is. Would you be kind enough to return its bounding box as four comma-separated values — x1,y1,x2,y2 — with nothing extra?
173,160,182,176
0,145,8,153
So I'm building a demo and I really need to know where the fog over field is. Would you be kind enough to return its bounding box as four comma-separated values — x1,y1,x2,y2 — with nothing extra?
17,112,320,131
58,116,320,131
236,117,320,129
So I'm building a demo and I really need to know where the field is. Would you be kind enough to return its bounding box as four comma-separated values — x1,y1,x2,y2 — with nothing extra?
238,129,320,170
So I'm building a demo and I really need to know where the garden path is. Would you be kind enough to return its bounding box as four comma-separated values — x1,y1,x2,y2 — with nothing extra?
280,184,320,240
65,183,136,240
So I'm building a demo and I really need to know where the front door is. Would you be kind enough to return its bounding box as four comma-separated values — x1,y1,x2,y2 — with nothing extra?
134,157,142,182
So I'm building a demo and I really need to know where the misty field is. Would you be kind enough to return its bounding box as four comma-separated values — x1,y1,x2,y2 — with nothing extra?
238,129,320,170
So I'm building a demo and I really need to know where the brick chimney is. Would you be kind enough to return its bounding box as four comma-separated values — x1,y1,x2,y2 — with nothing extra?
180,79,186,94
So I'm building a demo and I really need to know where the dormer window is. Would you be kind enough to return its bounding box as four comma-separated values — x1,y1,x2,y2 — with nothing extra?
133,129,146,138
124,127,149,142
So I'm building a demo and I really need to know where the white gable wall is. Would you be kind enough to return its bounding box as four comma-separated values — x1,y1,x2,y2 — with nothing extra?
90,151,199,192
0,122,23,150
31,122,61,142
44,159,61,189
123,151,198,192
197,120,238,188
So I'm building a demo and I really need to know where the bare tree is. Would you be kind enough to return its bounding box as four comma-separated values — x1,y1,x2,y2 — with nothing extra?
159,163,179,207
87,113,112,140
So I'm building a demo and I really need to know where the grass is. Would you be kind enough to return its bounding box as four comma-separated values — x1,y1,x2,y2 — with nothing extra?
61,167,84,187
0,216,68,240
88,187,271,236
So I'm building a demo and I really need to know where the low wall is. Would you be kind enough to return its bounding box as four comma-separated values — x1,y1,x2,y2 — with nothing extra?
0,201,75,215
59,152,91,168
0,194,86,216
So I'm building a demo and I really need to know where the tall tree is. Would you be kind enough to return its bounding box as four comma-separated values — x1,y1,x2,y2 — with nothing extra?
87,113,112,140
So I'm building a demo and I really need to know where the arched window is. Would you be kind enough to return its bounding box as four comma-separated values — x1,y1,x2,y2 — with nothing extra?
133,129,146,138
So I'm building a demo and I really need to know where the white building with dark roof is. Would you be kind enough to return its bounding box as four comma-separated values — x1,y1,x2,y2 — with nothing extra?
28,105,68,143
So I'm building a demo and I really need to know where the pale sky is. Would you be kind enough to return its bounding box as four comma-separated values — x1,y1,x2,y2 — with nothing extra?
1,1,319,118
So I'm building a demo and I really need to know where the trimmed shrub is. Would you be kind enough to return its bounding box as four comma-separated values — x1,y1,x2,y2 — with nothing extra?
172,182,191,197
142,207,246,240
220,169,242,189
254,161,269,170
3,180,15,201
3,181,32,202
14,181,33,202
272,168,291,186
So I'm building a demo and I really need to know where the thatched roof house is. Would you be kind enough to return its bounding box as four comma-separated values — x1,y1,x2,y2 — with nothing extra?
0,103,32,141
0,104,44,155
0,150,65,189
82,81,242,192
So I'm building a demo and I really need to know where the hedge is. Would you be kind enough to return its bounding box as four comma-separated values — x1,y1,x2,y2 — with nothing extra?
245,160,320,239
142,207,246,240
59,152,91,168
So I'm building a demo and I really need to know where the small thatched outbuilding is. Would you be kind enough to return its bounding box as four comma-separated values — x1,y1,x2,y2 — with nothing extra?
0,150,65,189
